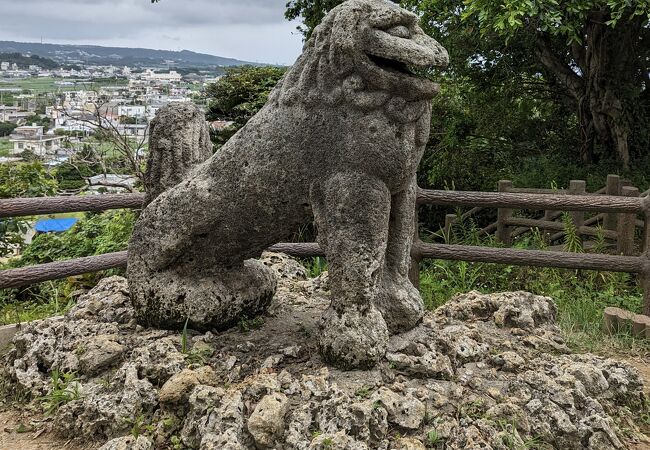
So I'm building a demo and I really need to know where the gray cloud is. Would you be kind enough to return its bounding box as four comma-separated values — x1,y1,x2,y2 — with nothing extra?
0,0,304,64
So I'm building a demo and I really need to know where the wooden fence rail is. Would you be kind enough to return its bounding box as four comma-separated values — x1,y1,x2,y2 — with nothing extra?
0,193,146,219
2,178,650,315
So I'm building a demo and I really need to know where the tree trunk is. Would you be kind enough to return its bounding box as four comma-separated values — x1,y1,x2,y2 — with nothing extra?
535,12,645,169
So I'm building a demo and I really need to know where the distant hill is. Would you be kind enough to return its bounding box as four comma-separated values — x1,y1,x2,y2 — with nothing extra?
0,52,59,69
0,41,256,68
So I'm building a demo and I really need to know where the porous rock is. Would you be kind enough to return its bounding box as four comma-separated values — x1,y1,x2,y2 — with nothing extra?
78,334,124,376
371,387,425,430
98,435,153,450
143,102,213,206
391,438,426,450
2,256,647,449
247,392,290,448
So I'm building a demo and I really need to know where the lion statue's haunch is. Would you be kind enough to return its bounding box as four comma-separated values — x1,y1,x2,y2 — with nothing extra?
128,0,448,369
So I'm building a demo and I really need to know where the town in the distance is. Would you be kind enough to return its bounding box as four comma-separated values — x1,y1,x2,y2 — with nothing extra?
0,47,246,192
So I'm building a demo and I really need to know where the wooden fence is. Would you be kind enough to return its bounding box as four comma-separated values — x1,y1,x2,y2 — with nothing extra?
444,174,648,255
1,176,649,316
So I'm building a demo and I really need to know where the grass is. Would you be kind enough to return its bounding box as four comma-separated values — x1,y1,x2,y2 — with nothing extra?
296,215,650,357
418,216,650,356
0,280,76,325
0,77,127,94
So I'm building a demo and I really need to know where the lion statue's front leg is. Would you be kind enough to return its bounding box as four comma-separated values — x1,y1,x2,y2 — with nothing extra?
311,172,392,369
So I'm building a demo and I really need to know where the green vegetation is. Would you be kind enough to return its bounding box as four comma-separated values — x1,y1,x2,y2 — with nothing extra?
0,77,127,94
0,161,57,258
0,52,59,70
205,66,286,147
0,122,16,138
426,429,445,447
418,218,649,355
0,137,12,156
39,370,82,415
0,209,135,325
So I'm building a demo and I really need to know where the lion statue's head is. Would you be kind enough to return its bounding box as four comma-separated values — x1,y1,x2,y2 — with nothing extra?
273,0,448,108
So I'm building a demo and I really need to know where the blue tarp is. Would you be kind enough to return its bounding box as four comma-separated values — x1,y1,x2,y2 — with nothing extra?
34,218,79,233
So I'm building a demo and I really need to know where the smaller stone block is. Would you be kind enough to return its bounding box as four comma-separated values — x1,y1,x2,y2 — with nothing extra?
632,314,650,338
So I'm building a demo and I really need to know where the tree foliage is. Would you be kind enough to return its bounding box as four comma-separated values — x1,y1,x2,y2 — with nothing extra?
0,162,58,257
205,66,286,147
452,0,650,168
206,66,286,125
0,122,16,137
13,210,135,267
285,0,649,172
285,0,346,37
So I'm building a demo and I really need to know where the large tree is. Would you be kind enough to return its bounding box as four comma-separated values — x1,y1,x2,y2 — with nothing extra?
453,0,650,168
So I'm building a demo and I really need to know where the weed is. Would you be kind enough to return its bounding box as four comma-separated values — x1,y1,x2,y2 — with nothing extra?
238,315,264,332
426,429,445,447
39,370,82,415
124,414,155,439
185,349,208,366
306,256,328,278
170,434,184,450
562,213,583,253
355,385,372,399
418,217,650,356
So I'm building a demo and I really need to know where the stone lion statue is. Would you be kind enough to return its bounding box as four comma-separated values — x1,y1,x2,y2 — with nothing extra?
128,0,448,369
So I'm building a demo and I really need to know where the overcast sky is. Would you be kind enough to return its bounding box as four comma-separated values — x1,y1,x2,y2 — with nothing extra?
0,0,305,65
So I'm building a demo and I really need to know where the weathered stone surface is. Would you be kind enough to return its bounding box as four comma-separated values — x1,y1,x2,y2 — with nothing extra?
98,435,153,450
2,255,647,449
158,367,218,405
247,392,290,448
127,0,448,368
143,102,213,206
391,438,426,450
78,334,124,376
372,387,425,430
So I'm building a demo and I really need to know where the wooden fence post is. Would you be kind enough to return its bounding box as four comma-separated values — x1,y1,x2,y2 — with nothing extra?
496,180,513,245
617,186,639,256
604,174,621,232
569,180,586,243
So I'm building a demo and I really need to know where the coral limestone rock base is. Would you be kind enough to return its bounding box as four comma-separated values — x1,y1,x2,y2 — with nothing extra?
2,253,648,449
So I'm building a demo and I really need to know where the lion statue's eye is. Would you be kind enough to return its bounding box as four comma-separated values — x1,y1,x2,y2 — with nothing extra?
385,25,411,39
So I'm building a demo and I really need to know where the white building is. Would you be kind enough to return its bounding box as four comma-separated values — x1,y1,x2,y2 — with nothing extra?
9,125,64,157
140,69,182,83
117,105,146,119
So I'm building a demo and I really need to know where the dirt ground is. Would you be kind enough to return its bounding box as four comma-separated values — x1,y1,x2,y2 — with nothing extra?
0,410,97,450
